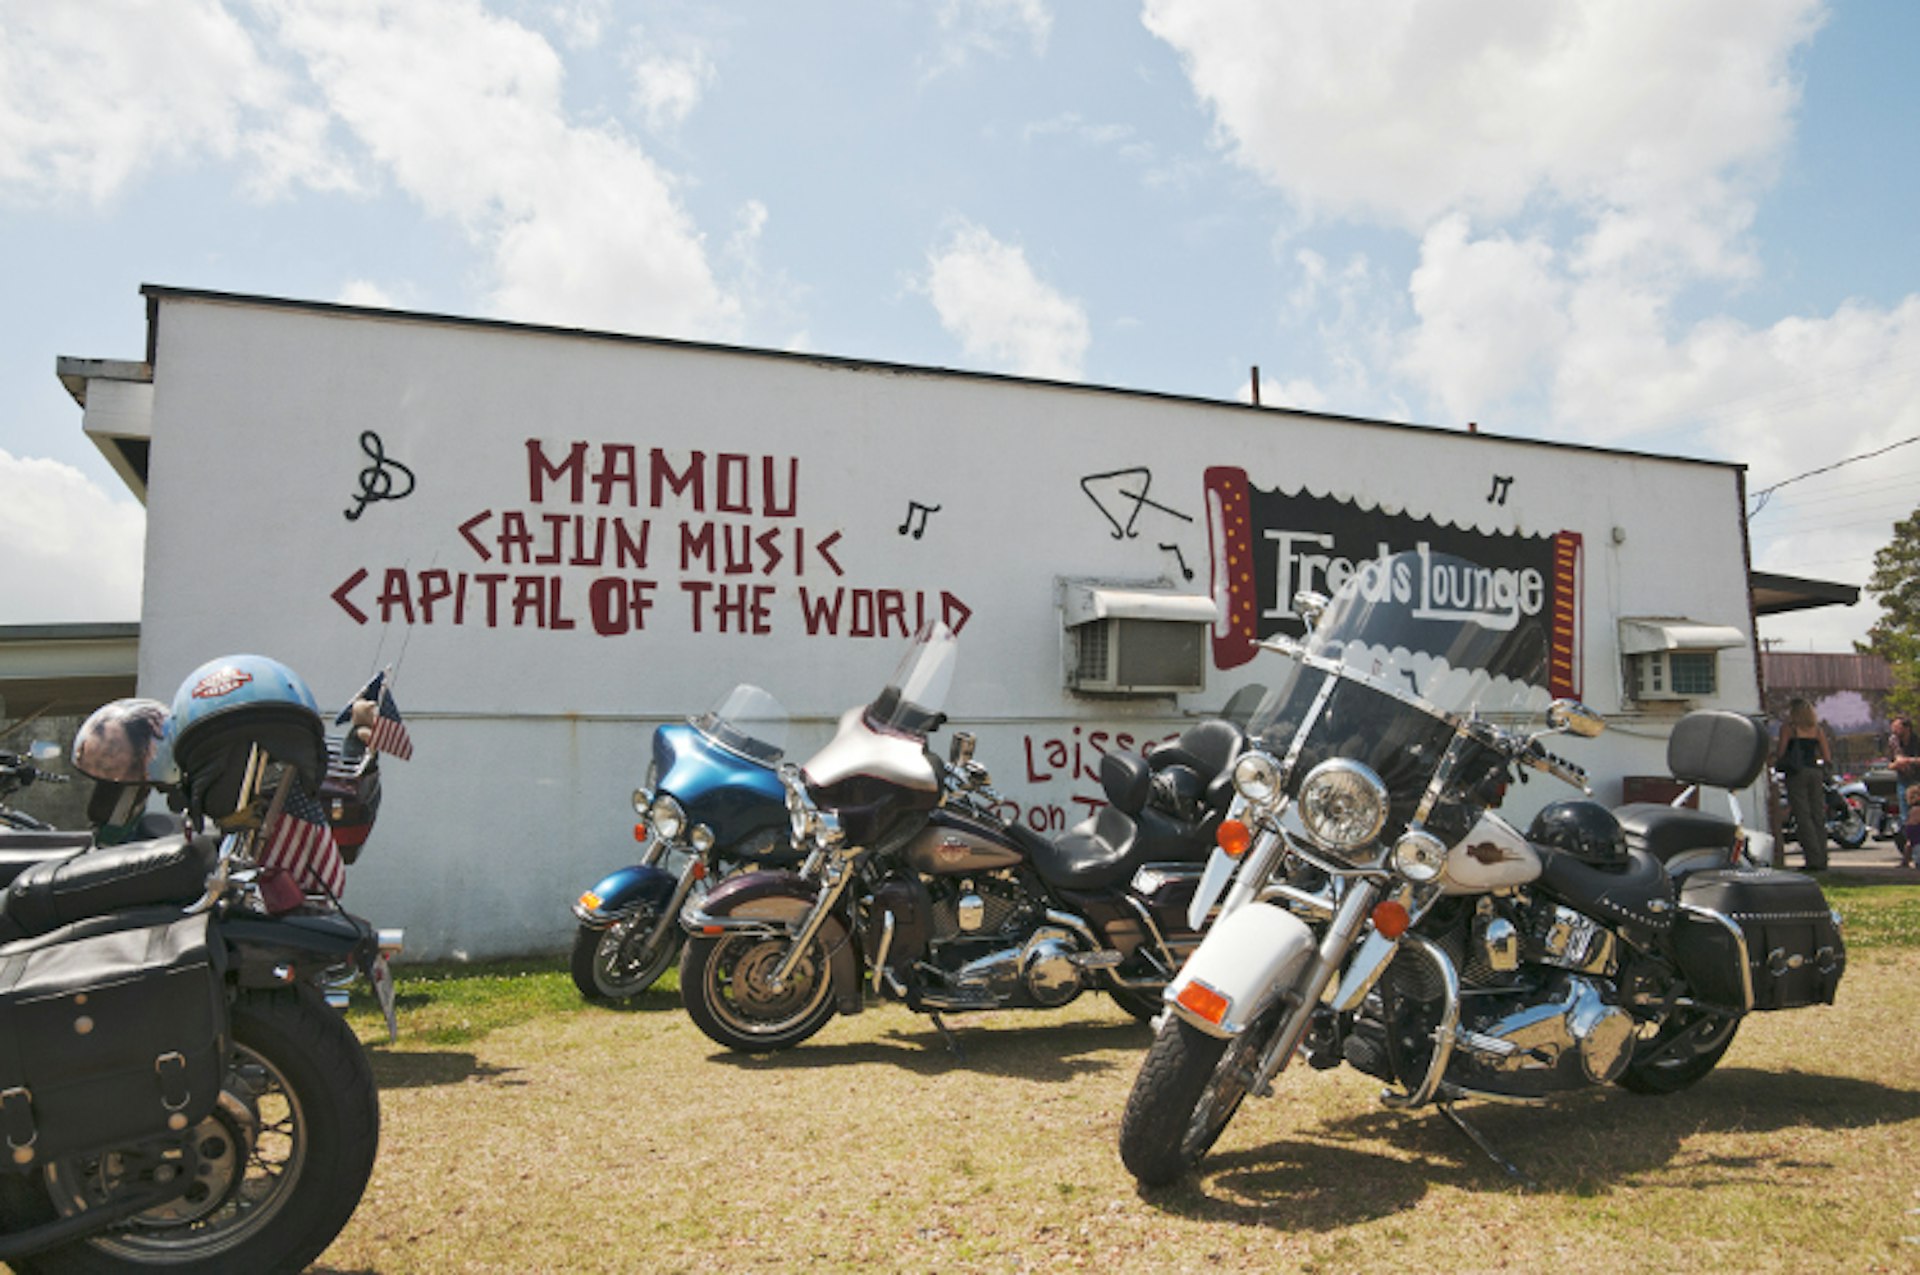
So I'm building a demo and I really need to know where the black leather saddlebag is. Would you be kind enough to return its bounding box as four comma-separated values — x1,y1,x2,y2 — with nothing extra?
0,909,227,1171
1673,868,1844,1012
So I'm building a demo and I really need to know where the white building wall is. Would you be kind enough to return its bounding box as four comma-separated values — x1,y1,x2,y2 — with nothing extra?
122,292,1759,958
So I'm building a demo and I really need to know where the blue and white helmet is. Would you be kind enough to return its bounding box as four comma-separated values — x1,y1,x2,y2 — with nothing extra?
170,655,325,821
71,698,179,786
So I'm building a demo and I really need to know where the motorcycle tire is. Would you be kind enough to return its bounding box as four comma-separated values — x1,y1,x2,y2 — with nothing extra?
1107,985,1164,1024
570,915,680,1003
1118,1012,1273,1187
680,931,837,1052
1615,1010,1740,1096
1831,799,1868,850
14,985,379,1275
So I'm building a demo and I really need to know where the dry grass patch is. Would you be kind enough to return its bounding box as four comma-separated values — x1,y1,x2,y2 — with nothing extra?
321,938,1920,1272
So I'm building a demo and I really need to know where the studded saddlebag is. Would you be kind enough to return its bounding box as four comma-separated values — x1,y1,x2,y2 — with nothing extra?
1672,868,1844,1013
0,909,227,1172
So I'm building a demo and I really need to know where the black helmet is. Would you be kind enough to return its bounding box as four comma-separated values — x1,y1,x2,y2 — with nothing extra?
1527,800,1628,867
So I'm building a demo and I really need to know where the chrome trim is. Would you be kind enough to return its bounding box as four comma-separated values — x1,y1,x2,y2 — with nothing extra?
768,855,856,989
1381,936,1462,1109
1247,877,1382,1096
1253,880,1339,920
1676,901,1754,1013
870,909,896,982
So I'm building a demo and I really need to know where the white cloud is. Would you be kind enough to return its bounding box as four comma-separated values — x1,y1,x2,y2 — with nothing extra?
335,279,400,308
921,223,1089,380
0,451,144,623
627,41,715,132
0,0,353,205
925,0,1052,77
265,0,741,340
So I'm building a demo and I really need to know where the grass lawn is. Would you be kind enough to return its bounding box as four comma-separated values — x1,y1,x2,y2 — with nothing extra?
323,890,1920,1273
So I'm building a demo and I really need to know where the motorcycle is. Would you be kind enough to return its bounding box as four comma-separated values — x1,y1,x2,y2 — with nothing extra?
1839,770,1902,842
0,656,405,1272
570,684,803,1002
1775,766,1869,852
0,742,70,832
678,622,1243,1053
1117,549,1845,1187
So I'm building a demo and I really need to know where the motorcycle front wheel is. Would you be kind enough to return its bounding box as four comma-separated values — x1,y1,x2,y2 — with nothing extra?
17,985,380,1275
570,913,680,1003
680,931,837,1052
1118,1011,1275,1187
1831,798,1869,850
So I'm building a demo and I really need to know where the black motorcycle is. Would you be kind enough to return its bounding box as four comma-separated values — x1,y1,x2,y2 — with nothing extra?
1775,766,1869,852
0,660,399,1273
677,623,1242,1052
0,743,69,833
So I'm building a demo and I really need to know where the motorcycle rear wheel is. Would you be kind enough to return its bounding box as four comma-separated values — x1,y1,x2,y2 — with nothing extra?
14,985,379,1274
1615,1010,1740,1095
680,932,837,1052
570,914,679,1003
1831,799,1868,850
1118,1012,1273,1187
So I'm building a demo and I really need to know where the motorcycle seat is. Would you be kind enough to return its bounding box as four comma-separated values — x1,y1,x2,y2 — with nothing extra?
1613,803,1738,865
1027,806,1141,891
0,834,93,888
1131,805,1217,864
1537,845,1675,936
0,833,219,945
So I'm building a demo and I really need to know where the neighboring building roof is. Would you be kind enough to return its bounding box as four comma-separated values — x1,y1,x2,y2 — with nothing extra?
1762,650,1893,694
1751,571,1861,616
0,623,140,722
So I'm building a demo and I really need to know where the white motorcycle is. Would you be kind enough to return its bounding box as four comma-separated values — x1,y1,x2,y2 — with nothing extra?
1117,549,1844,1186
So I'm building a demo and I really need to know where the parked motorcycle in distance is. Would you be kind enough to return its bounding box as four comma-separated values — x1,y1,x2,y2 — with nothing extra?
1118,550,1845,1188
1840,769,1902,842
678,622,1243,1053
1775,765,1869,852
0,742,69,832
0,657,405,1272
570,685,803,1002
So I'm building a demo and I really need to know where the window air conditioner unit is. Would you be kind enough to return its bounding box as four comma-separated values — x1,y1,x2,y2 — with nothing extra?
1619,618,1745,703
1062,583,1218,695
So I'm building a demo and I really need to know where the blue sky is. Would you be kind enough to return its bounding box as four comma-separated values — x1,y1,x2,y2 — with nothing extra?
2,0,1916,652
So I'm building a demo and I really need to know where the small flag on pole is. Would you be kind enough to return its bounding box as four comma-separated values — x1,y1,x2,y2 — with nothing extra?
258,784,346,898
338,669,414,761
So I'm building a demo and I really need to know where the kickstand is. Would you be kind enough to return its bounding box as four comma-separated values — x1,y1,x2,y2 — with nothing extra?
1439,1102,1538,1191
928,1011,967,1063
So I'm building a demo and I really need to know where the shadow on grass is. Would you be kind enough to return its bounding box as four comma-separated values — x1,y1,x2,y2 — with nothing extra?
369,1049,525,1089
1142,1066,1920,1230
705,1014,1154,1083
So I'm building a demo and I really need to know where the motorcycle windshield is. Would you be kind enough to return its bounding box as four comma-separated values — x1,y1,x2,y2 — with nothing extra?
864,622,958,739
692,684,789,764
1247,547,1552,742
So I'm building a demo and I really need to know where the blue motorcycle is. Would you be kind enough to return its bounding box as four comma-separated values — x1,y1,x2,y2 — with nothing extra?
570,685,804,1002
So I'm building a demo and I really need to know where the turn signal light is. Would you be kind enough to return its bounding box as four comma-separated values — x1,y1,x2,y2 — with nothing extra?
1175,979,1231,1026
577,891,602,912
690,860,708,881
633,823,649,843
1217,819,1252,858
1371,900,1411,940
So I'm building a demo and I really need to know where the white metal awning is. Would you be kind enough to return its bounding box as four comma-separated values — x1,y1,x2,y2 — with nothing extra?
1618,617,1747,655
1061,583,1219,628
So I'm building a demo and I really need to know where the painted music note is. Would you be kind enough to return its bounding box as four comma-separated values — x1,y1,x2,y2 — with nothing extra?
898,501,941,539
1487,474,1513,506
1160,543,1195,582
345,430,417,522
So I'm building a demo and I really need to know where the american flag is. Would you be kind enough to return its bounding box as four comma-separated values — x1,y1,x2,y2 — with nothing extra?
257,784,346,898
339,670,414,761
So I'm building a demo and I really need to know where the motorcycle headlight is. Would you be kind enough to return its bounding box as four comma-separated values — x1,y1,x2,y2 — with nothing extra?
632,787,655,817
689,824,716,853
1297,759,1389,855
1391,828,1447,882
649,795,687,842
1231,752,1282,806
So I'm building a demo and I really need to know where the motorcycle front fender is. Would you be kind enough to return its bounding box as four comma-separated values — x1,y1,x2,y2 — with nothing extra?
574,863,677,926
1166,902,1316,1039
684,869,863,1015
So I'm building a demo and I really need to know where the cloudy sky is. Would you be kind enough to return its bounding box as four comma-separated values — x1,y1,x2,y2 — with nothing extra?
2,0,1915,652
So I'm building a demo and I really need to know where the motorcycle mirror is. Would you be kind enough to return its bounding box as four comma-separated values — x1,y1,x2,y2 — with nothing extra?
949,731,976,766
1546,700,1606,739
1294,590,1330,629
28,740,61,762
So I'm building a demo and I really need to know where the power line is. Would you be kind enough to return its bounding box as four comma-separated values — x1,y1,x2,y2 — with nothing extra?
1747,434,1920,516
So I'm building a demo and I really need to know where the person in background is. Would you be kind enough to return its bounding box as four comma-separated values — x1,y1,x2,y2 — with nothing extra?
1891,714,1919,868
1777,698,1834,871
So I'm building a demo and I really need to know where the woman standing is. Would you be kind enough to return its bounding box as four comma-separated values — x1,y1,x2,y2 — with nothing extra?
1777,698,1834,871
1890,714,1919,868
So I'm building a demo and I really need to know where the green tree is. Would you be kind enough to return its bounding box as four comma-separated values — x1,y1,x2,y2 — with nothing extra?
1859,503,1920,718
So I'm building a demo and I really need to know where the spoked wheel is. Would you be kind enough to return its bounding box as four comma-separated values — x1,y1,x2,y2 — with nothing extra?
1831,799,1869,850
680,932,837,1052
1118,1011,1276,1187
570,912,680,1003
20,986,379,1274
1615,1010,1741,1095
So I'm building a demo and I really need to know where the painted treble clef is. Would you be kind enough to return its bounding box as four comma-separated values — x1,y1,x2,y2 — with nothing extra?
345,430,416,522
